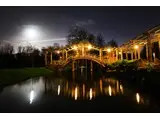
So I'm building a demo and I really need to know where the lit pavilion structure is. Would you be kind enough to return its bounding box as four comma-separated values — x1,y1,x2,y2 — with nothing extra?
44,41,119,71
44,25,160,69
118,25,160,62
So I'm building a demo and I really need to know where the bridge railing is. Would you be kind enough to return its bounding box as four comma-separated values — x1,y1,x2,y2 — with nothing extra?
51,53,118,66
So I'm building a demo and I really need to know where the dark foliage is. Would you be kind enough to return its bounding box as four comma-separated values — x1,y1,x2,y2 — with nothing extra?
0,44,45,69
106,39,118,47
96,33,105,47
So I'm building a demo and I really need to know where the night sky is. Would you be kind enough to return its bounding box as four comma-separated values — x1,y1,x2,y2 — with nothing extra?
0,6,160,49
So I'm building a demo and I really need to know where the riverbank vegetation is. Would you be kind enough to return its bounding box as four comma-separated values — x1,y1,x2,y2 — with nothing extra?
106,60,156,72
0,67,53,86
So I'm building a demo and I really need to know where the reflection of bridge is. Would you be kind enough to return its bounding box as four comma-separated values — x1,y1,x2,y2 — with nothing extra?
44,76,147,104
44,77,124,100
44,25,160,70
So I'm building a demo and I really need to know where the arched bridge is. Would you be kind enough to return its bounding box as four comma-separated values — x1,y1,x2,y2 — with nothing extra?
45,42,118,70
62,55,106,68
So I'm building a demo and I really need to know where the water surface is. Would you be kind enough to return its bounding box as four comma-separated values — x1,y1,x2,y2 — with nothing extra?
0,71,159,113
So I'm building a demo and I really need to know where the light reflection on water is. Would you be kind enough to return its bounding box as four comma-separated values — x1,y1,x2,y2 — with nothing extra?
29,90,34,104
43,76,150,105
75,87,78,100
136,93,140,104
58,85,60,95
89,88,92,100
0,75,150,106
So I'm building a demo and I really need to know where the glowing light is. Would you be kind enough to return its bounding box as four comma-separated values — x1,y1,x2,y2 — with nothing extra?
58,85,60,95
88,45,92,50
119,52,122,54
73,45,78,50
75,87,78,100
56,50,60,54
136,93,140,104
24,27,38,39
107,48,111,53
134,45,139,49
109,86,112,96
89,88,93,100
30,90,34,104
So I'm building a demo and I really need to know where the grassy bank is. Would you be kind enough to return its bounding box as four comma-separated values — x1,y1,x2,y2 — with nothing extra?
0,67,53,86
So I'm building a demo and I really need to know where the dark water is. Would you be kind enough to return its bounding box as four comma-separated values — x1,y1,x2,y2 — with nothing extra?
0,70,160,113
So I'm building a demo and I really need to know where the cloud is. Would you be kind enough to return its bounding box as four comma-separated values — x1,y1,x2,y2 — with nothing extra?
75,19,95,26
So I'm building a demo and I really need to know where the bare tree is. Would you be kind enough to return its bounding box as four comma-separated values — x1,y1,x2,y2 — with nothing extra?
1,43,14,54
67,25,89,45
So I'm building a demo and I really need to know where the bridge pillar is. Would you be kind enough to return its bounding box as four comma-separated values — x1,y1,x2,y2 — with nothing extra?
50,52,52,64
147,33,153,62
72,61,75,72
82,46,84,56
138,48,141,59
62,50,64,60
116,49,118,61
126,52,128,60
146,44,148,60
120,49,123,60
72,70,75,81
45,52,47,66
100,48,102,61
134,50,137,59
131,51,133,60
90,61,93,72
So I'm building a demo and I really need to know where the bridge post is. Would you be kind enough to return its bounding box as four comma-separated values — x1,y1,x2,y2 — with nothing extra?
131,51,133,60
116,49,118,61
126,52,128,60
62,50,64,60
134,50,137,60
120,49,123,60
90,61,93,72
147,33,153,62
146,44,148,60
50,52,52,64
72,70,75,81
100,48,102,61
82,46,84,56
138,48,141,59
72,61,75,72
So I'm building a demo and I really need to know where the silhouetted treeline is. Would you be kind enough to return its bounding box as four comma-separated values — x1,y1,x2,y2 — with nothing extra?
0,43,45,69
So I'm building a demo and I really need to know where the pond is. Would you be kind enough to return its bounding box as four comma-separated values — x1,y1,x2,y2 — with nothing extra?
0,70,159,113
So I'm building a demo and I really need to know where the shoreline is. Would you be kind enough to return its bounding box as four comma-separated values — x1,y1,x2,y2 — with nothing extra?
0,67,54,87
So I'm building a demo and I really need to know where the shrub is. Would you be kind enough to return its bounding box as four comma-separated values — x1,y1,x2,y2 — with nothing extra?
146,62,153,72
107,60,138,72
